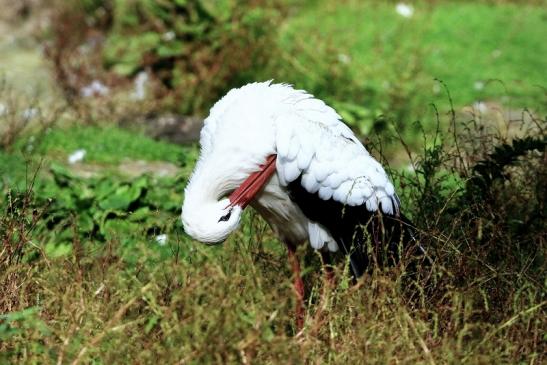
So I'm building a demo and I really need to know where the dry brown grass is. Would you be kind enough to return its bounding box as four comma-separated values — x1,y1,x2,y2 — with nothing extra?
1,110,545,363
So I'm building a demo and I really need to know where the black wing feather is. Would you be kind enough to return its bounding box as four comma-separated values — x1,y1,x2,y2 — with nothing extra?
287,177,417,278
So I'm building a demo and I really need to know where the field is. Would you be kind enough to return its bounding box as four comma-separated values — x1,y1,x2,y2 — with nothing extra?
1,1,545,364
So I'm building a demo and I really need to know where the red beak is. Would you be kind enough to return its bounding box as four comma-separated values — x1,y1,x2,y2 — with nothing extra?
228,155,277,209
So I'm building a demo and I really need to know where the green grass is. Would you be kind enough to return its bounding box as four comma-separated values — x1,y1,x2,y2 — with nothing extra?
1,114,545,364
0,150,31,190
26,125,189,165
280,1,547,117
1,124,194,193
0,1,546,363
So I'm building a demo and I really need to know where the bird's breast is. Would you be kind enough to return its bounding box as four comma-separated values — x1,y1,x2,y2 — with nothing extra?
250,174,309,245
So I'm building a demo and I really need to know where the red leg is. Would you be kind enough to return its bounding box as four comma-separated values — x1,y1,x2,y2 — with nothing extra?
286,242,304,331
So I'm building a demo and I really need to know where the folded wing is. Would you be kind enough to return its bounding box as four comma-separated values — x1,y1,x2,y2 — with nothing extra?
275,110,400,216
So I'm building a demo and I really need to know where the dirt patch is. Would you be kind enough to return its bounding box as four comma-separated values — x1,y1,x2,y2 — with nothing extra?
121,113,203,144
116,160,181,178
460,101,540,140
69,160,181,179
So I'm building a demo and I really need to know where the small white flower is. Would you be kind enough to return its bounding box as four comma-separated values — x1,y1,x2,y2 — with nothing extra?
337,53,351,64
473,101,488,114
396,3,414,18
80,80,109,98
162,31,176,41
491,49,502,58
132,72,149,100
474,81,484,91
22,108,38,120
155,234,168,246
68,149,86,164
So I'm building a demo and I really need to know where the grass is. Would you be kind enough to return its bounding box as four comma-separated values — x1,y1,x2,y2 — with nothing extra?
27,125,189,165
1,124,194,194
279,1,547,125
1,112,545,363
0,1,546,363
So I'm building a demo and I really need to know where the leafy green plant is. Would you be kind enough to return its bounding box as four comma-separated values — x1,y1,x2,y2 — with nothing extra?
49,0,285,115
0,307,51,362
33,163,184,249
0,307,50,341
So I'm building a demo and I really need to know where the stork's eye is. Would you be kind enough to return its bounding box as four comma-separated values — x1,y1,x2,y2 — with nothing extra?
218,209,232,222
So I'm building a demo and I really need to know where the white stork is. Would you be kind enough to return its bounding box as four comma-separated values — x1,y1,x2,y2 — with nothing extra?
181,81,418,329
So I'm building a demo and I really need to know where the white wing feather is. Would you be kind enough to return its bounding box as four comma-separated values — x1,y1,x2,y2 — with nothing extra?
308,221,338,251
194,81,400,252
275,107,399,215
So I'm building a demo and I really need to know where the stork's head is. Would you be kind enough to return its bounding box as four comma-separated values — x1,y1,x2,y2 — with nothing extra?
181,82,285,244
182,154,277,244
181,197,242,244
